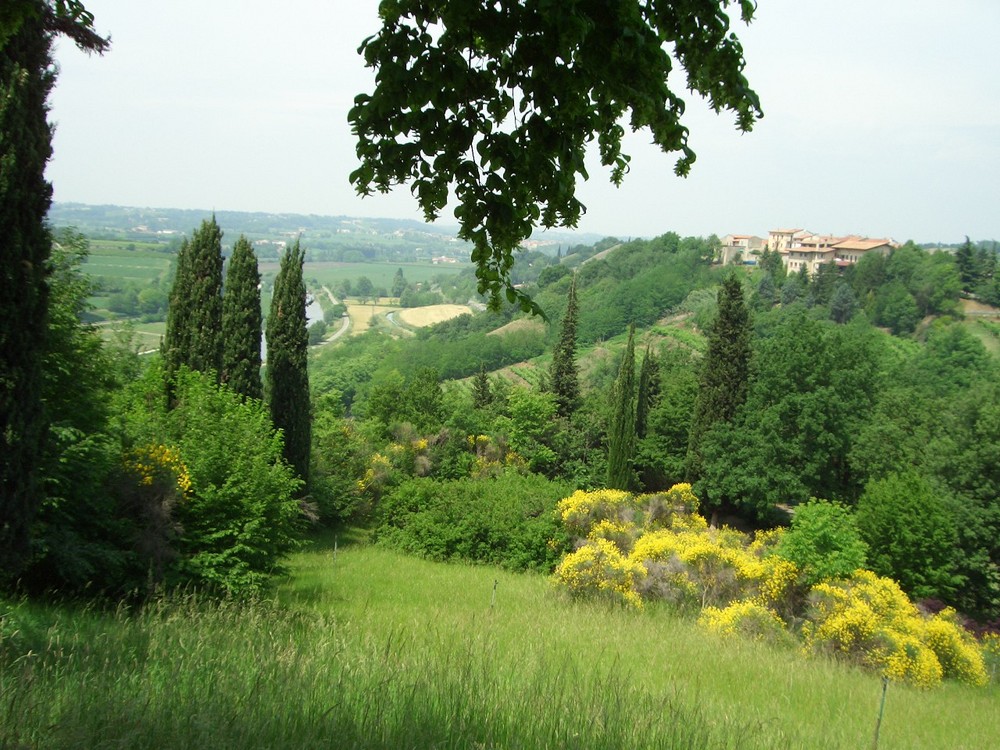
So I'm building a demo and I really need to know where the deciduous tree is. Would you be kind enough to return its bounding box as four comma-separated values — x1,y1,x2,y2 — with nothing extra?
350,0,762,311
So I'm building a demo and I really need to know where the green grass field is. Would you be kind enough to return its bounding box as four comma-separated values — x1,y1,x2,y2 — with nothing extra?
3,534,996,749
269,260,470,292
83,247,172,284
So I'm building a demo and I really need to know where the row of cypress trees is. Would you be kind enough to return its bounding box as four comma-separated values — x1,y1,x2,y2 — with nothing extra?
163,218,311,488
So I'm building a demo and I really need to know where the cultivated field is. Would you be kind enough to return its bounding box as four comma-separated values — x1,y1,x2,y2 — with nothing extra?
396,303,472,327
83,247,172,284
344,302,401,335
259,260,469,291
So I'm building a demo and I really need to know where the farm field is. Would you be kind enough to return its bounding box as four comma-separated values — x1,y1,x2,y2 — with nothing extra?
396,303,471,327
83,246,172,285
259,260,470,291
3,536,996,749
96,320,166,353
344,302,402,336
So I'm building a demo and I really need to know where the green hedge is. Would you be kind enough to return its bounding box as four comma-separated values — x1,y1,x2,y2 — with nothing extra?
372,473,572,572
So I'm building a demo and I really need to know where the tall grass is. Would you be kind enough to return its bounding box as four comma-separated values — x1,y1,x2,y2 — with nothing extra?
3,536,997,749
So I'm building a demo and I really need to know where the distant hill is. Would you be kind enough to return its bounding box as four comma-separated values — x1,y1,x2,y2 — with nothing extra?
48,202,603,263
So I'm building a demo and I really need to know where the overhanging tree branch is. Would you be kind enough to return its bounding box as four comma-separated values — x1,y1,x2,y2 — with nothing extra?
349,0,762,314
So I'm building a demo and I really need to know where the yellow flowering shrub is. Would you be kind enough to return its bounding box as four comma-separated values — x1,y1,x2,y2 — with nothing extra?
549,486,990,688
553,538,645,609
125,444,192,497
700,599,787,642
802,570,989,688
588,519,638,554
923,608,988,687
982,633,1000,685
628,525,797,613
556,488,635,537
357,452,392,495
641,483,700,529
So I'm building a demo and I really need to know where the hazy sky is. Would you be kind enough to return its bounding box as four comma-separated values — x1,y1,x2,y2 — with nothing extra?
48,1,999,244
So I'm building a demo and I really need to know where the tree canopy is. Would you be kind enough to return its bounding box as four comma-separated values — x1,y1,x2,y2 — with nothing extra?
349,0,761,312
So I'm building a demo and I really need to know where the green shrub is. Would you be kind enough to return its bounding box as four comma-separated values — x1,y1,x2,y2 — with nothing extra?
118,366,303,594
855,472,962,601
373,472,572,572
775,499,868,586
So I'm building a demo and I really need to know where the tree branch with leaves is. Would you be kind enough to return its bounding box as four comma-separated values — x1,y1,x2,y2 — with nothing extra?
349,0,761,313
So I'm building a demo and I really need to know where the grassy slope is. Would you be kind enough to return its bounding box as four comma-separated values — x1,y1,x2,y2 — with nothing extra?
6,536,993,748
280,536,999,750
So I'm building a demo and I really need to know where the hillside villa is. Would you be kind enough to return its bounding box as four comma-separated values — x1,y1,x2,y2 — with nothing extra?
720,229,898,276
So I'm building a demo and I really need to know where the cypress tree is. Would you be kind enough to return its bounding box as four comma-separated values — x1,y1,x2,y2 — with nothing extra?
472,363,493,409
606,325,637,490
955,236,977,291
266,239,311,486
0,2,107,581
0,7,54,579
391,267,407,298
550,275,579,418
685,273,752,483
221,235,263,400
635,344,661,439
164,216,224,390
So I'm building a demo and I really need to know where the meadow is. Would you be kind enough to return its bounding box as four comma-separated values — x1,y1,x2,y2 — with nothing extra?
3,534,996,749
262,260,470,292
83,245,172,285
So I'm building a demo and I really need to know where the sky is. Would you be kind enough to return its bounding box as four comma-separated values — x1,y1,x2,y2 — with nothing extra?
48,0,1000,244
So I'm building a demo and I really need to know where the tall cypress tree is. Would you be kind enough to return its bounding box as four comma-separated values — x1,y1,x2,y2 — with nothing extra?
472,363,493,409
606,325,637,490
266,239,311,486
636,344,661,439
164,217,224,389
685,273,752,483
0,7,54,579
0,2,107,581
550,275,579,418
221,235,262,400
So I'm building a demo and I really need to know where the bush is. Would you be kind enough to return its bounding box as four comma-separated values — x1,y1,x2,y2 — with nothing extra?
699,599,788,643
118,366,303,594
373,472,572,572
854,472,961,601
553,538,645,608
802,570,986,687
775,499,868,586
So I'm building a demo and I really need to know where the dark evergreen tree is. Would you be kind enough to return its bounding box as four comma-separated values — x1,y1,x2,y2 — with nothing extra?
635,344,661,439
267,239,311,486
606,325,637,490
752,273,776,311
222,235,263,400
955,236,977,291
0,8,54,580
0,1,107,583
685,274,752,485
391,267,407,298
472,363,493,409
164,217,224,391
549,275,579,418
829,281,858,324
